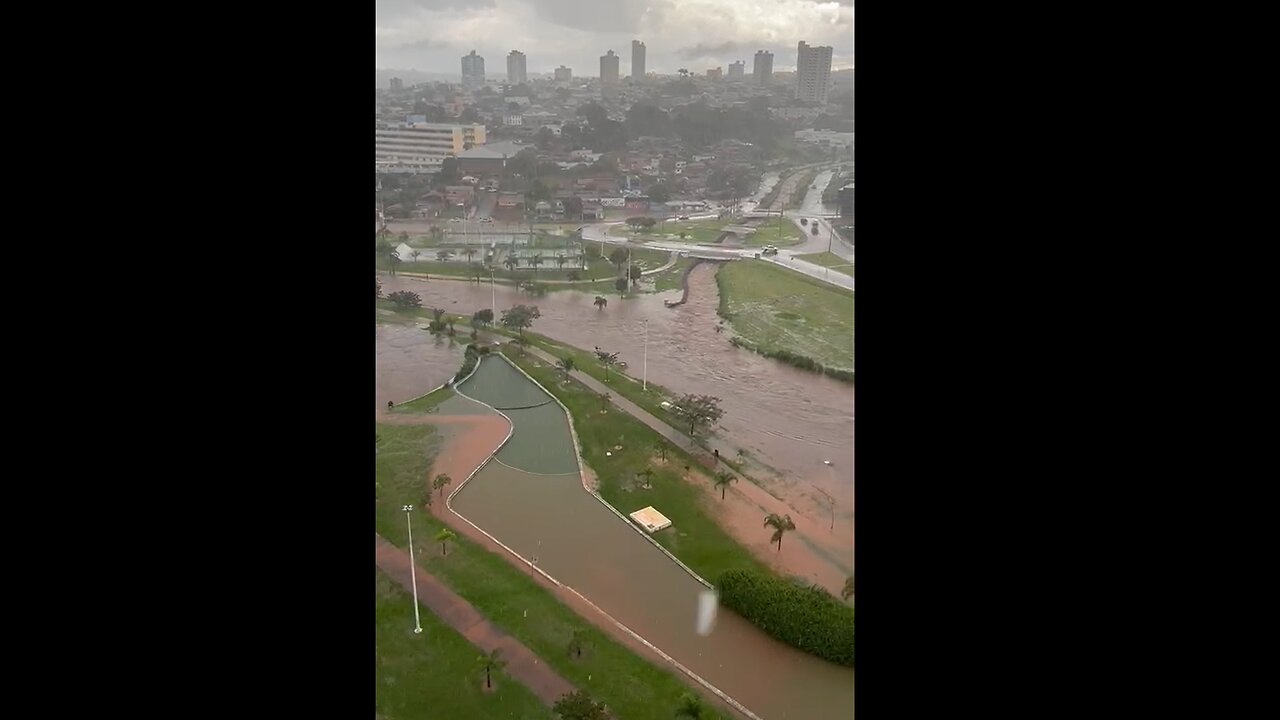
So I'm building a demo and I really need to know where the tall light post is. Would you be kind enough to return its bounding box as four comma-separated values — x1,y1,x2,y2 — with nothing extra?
642,320,649,391
402,504,423,634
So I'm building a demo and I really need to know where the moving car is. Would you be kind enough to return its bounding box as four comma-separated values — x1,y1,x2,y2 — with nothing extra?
762,245,779,255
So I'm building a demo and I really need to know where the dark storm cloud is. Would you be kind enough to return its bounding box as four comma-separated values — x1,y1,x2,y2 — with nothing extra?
677,40,770,60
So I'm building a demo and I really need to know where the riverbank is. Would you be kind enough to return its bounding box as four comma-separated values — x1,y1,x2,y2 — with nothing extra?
716,261,855,371
375,414,740,720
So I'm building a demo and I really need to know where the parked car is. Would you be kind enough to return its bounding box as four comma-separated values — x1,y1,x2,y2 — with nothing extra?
762,245,779,255
678,215,689,220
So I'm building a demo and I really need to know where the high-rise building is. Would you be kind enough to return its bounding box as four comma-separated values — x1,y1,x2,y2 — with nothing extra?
631,40,646,80
389,77,403,91
461,50,485,88
795,41,833,104
753,50,774,85
727,61,745,79
507,51,527,85
706,67,722,79
554,65,573,82
600,50,619,85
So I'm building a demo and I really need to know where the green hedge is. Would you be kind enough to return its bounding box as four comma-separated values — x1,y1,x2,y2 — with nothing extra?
452,345,480,384
718,569,854,666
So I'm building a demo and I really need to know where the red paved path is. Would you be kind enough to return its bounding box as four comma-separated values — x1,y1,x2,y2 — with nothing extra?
375,533,577,706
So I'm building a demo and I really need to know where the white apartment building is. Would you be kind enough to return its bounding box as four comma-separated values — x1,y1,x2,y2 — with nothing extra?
375,122,487,170
796,41,833,104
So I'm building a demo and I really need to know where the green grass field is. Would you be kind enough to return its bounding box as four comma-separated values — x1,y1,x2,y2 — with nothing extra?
376,569,555,720
795,252,855,277
743,218,807,247
717,261,855,370
374,421,732,720
504,352,771,582
610,219,726,245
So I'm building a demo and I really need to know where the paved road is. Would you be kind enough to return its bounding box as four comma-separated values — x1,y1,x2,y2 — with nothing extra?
580,221,854,291
375,533,578,705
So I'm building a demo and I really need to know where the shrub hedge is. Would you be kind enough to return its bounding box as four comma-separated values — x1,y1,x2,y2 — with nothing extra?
718,569,854,666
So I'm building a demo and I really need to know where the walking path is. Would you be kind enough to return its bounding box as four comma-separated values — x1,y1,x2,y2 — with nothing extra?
374,533,577,706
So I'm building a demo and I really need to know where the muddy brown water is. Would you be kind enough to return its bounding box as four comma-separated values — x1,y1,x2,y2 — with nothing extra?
375,322,467,411
378,269,855,562
450,357,853,719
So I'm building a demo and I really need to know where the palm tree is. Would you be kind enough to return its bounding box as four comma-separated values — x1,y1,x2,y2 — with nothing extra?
433,473,453,497
431,307,446,322
555,253,567,270
437,249,453,263
464,247,477,263
435,527,457,555
504,254,519,272
529,253,544,276
763,513,796,552
476,648,507,689
675,693,705,719
557,356,575,380
599,392,610,413
653,439,667,462
842,575,855,601
410,249,421,266
637,467,654,489
594,349,620,382
567,629,589,659
713,471,736,500
594,295,608,310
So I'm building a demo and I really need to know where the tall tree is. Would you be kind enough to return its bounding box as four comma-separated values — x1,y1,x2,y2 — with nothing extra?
475,648,507,690
713,471,736,500
555,253,567,270
674,394,725,438
614,276,628,298
500,304,542,345
529,253,544,276
763,513,796,551
472,308,494,328
556,356,575,380
629,263,643,286
433,473,453,497
435,527,457,555
593,349,620,381
608,247,629,271
594,295,608,310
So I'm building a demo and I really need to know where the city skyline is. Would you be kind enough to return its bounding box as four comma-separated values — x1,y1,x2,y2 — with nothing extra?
375,0,854,74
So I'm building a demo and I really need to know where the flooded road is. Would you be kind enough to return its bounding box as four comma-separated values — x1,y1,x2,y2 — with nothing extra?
451,356,853,720
374,321,466,411
378,269,855,564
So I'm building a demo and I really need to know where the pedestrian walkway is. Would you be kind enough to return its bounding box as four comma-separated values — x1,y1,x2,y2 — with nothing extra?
374,533,577,706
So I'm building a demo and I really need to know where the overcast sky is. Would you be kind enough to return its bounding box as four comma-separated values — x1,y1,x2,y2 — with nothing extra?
375,0,854,76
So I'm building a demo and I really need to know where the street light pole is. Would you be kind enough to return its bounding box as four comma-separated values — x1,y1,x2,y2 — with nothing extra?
643,320,648,391
402,504,423,634
819,461,836,532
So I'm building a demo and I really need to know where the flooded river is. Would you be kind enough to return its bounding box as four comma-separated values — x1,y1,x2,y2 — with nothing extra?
374,321,465,411
378,268,855,564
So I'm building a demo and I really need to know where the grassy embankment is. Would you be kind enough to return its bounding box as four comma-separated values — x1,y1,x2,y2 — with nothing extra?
374,421,734,720
716,261,854,374
375,569,555,719
794,252,855,277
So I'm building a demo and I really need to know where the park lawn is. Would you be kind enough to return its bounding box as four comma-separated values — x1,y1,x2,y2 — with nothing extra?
374,422,733,720
375,570,555,720
742,218,807,247
610,219,726,245
795,252,855,277
717,260,855,370
503,352,770,583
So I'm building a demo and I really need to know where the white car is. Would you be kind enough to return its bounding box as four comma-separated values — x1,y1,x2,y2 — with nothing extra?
479,217,494,223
